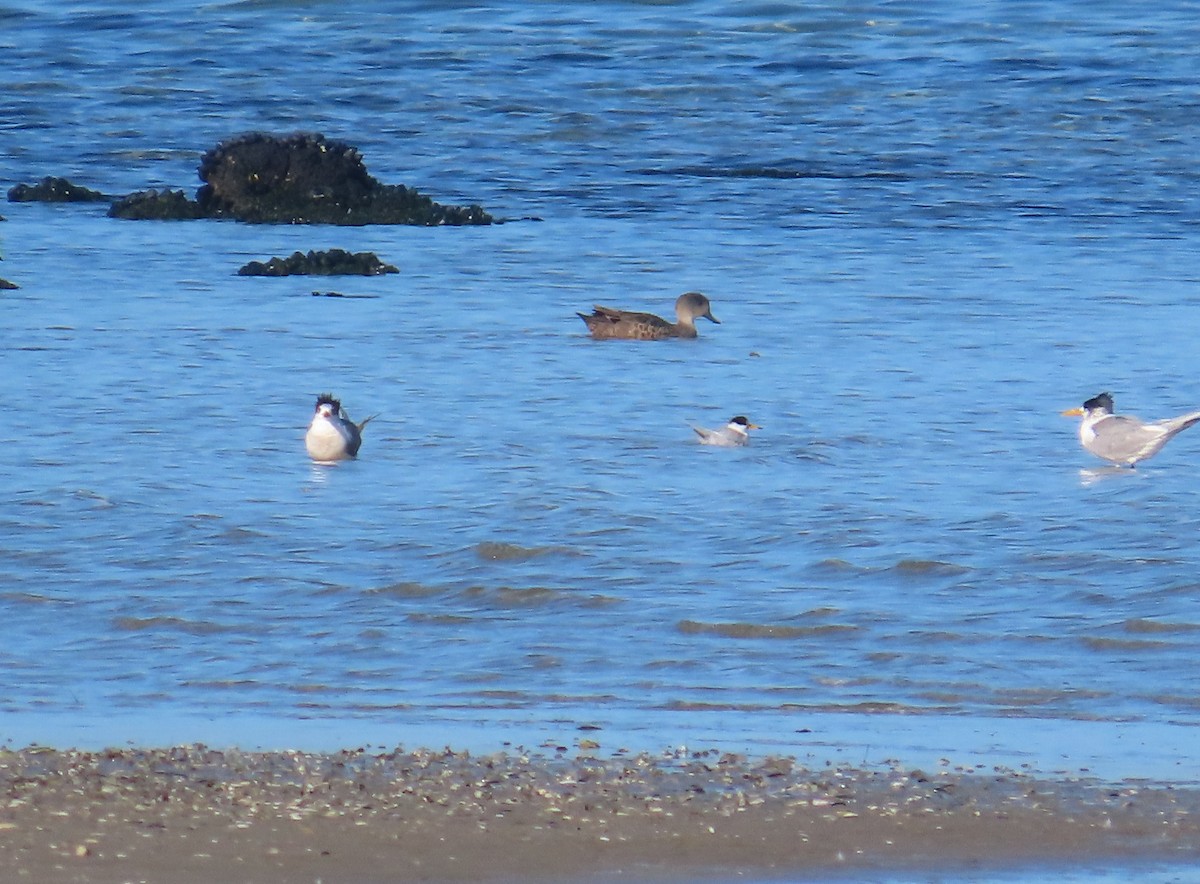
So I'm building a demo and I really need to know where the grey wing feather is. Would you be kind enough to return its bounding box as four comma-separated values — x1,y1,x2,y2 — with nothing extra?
1158,411,1200,436
1089,416,1166,463
1091,412,1200,464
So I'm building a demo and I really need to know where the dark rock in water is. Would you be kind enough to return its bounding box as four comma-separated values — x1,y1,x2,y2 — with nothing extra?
199,132,373,221
237,249,399,277
15,133,494,226
8,177,109,203
196,132,493,226
109,189,206,220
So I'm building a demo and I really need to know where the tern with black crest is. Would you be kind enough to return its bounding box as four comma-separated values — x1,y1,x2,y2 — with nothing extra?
305,394,376,461
1062,392,1200,467
692,415,760,447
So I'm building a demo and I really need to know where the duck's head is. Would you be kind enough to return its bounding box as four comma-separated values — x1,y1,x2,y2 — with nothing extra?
676,291,719,325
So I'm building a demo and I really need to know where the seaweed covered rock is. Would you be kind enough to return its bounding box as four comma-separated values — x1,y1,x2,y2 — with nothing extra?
237,249,398,277
109,189,207,220
8,177,109,203
199,133,372,221
197,132,492,225
13,133,495,225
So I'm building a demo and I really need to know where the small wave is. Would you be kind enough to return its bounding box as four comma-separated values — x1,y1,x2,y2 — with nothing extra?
475,541,568,562
0,591,63,605
1122,618,1200,635
181,679,258,690
888,559,972,577
1081,636,1171,652
532,50,613,64
661,699,927,715
677,619,857,640
981,687,1110,708
406,613,474,625
112,615,254,635
366,581,443,600
1148,694,1200,711
810,558,868,573
461,585,621,610
641,163,910,181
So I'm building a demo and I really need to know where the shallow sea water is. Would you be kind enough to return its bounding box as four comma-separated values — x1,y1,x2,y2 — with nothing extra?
763,861,1200,884
2,0,1200,829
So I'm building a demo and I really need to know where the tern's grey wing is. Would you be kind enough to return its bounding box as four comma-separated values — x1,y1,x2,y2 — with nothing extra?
693,425,731,445
1088,415,1170,464
1155,411,1200,438
693,426,742,446
340,419,364,457
1144,411,1200,457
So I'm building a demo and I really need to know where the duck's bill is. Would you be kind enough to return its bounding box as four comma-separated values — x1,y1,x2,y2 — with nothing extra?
1061,407,1084,417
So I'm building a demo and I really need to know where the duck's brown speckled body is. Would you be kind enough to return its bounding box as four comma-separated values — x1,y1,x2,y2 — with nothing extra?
577,292,719,340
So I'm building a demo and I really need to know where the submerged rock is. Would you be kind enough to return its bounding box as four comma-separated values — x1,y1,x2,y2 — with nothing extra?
237,249,399,277
8,176,109,203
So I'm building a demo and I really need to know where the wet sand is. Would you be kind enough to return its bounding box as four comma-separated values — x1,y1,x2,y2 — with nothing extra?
1,743,1197,883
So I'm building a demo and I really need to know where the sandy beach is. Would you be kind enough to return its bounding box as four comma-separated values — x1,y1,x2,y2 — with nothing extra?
2,742,1197,883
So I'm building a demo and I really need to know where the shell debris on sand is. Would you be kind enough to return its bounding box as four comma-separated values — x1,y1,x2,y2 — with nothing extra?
0,745,1198,881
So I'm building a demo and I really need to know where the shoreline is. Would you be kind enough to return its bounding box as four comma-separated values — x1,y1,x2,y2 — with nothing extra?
4,708,1198,783
3,743,1198,883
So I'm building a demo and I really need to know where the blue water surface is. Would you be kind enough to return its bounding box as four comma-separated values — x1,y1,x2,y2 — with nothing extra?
2,1,1200,802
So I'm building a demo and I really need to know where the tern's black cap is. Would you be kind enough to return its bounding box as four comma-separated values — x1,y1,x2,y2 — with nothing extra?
315,393,342,411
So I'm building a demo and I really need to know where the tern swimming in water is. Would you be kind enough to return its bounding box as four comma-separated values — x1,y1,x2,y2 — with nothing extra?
577,292,720,340
1062,392,1200,467
305,393,376,461
692,415,760,447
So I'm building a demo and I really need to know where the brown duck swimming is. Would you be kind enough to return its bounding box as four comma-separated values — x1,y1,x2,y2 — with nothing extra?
577,291,720,340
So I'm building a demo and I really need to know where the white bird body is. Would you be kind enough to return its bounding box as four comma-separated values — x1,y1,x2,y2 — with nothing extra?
305,394,375,461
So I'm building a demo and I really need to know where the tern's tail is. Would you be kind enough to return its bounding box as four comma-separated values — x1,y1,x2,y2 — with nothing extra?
1169,411,1200,432
356,414,379,433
